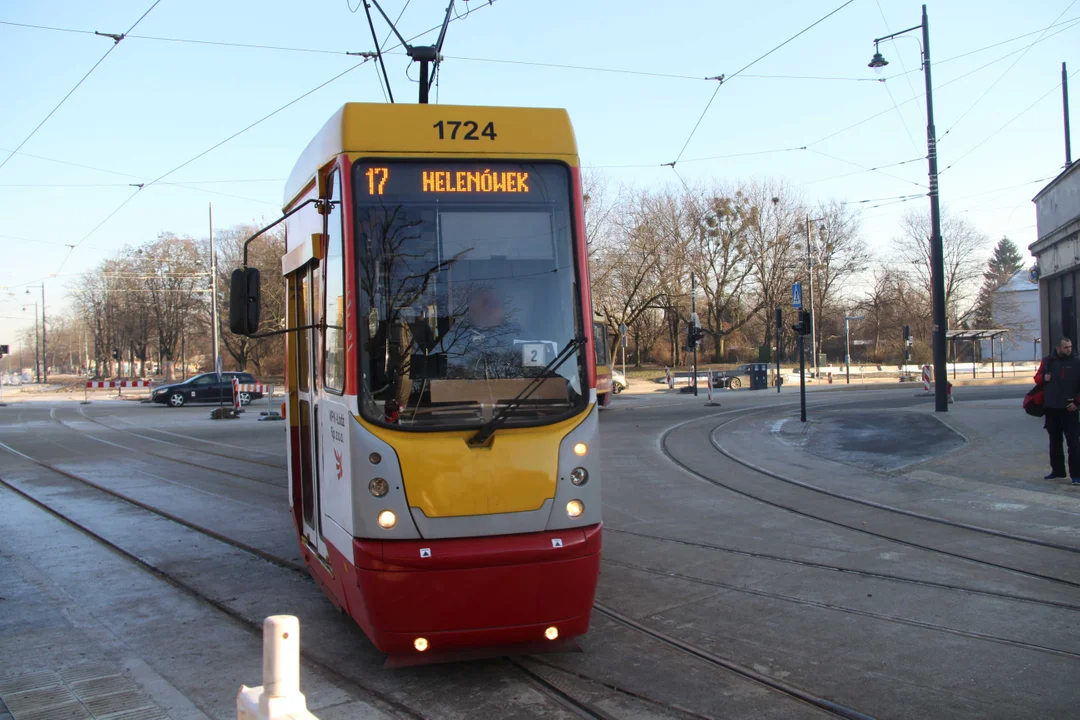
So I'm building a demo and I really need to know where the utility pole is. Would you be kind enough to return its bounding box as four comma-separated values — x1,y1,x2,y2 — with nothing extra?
690,272,699,397
619,323,627,381
209,203,220,378
805,215,817,375
40,284,46,383
845,315,864,385
775,307,782,394
28,300,39,383
1065,61,1073,169
868,4,947,411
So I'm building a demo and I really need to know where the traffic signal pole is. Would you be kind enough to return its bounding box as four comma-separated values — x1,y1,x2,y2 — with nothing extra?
798,329,807,422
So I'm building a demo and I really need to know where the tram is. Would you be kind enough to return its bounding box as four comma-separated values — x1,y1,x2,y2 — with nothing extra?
593,313,613,406
230,103,601,658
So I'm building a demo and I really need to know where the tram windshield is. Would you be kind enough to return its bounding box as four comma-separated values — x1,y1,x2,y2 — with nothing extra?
353,161,587,430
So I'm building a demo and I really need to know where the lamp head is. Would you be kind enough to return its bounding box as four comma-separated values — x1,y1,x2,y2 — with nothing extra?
868,41,889,74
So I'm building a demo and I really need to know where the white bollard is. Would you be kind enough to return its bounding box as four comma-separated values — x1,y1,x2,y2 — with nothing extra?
237,616,317,720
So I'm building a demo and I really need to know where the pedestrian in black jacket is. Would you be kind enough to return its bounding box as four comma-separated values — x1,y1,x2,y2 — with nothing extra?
1034,337,1080,483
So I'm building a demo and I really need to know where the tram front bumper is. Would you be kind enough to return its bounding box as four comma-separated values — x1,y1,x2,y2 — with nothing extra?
349,523,602,655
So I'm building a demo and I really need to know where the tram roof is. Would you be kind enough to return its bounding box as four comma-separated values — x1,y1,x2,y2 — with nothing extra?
284,103,578,207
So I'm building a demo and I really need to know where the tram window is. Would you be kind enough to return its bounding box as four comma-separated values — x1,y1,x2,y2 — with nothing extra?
593,323,610,366
324,170,346,393
297,275,310,393
353,162,586,430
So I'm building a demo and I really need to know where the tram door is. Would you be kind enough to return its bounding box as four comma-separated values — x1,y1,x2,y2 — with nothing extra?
294,259,327,559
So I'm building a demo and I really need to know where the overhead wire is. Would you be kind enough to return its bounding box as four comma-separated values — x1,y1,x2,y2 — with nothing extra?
0,0,163,175
941,67,1080,174
806,148,927,189
669,0,858,167
874,0,923,147
47,0,499,277
939,0,1079,141
872,0,924,120
362,0,395,102
807,16,1080,148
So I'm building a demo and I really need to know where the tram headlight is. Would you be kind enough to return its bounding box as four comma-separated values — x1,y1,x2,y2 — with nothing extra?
566,500,584,518
573,442,587,457
569,467,588,486
369,452,381,464
377,510,397,529
414,637,429,652
368,478,389,497
545,626,559,640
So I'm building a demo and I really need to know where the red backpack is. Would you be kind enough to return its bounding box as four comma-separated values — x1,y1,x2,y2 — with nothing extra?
1023,385,1044,417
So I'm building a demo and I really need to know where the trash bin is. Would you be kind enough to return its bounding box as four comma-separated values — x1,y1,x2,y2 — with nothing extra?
749,363,769,390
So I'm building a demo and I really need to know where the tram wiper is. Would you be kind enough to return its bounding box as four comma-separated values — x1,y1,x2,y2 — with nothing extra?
468,337,585,447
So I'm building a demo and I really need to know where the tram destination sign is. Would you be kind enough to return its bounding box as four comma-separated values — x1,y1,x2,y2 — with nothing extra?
356,162,566,203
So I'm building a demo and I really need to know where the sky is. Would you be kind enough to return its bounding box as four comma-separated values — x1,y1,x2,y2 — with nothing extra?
0,0,1077,350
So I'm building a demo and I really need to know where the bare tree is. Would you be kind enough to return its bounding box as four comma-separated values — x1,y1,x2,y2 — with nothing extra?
804,200,870,361
892,208,989,325
138,233,207,379
744,180,803,358
211,223,286,374
688,188,757,361
592,189,670,356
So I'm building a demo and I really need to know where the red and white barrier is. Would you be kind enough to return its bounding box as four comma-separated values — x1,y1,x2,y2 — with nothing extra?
231,381,274,414
922,365,932,394
86,380,151,388
82,379,152,404
236,384,271,393
665,366,674,389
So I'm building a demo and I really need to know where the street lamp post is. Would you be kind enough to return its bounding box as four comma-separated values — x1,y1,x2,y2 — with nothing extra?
844,315,864,385
804,215,826,375
26,284,46,383
24,299,39,383
868,3,948,412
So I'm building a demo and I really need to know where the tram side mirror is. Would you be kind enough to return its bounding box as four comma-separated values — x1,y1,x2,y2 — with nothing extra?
229,267,261,336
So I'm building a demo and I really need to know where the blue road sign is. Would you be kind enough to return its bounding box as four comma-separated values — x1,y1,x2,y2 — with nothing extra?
792,282,803,309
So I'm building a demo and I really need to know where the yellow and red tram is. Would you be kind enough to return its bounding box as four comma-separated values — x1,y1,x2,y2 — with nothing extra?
267,103,601,657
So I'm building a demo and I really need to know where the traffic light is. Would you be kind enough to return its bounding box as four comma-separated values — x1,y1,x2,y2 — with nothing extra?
687,324,707,350
792,310,811,335
0,344,8,358
112,348,120,360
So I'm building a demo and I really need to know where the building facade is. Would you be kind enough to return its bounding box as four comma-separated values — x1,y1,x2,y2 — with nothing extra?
1029,161,1080,353
980,270,1040,362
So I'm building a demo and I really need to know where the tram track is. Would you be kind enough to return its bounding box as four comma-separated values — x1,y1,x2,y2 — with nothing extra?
605,527,1080,613
46,406,286,486
659,403,1080,592
0,471,426,720
0,437,686,720
11,392,1070,719
1,419,863,719
99,408,288,466
599,556,1080,660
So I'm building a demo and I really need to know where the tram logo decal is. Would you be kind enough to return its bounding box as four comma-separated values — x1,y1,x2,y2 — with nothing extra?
334,448,343,480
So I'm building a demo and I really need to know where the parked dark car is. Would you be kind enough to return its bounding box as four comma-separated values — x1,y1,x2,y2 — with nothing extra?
712,364,782,390
151,372,262,407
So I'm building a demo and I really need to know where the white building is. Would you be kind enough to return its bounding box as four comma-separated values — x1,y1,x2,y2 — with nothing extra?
980,270,1040,362
1029,161,1080,352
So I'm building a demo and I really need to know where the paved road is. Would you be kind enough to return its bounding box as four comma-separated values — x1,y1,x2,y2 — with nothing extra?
0,386,1076,720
